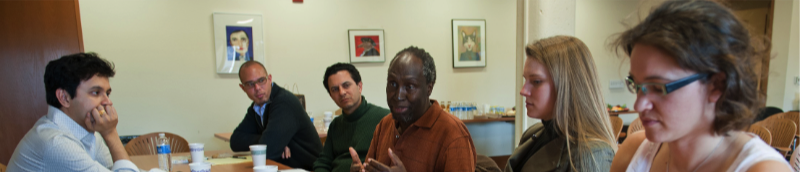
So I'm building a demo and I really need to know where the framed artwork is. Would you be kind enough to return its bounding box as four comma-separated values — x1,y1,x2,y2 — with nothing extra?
452,19,486,68
349,29,385,63
213,13,265,74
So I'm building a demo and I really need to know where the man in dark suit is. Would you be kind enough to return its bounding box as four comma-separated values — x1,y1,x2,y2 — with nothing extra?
230,61,322,170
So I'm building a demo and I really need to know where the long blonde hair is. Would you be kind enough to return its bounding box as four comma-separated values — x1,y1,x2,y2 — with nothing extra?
526,35,618,171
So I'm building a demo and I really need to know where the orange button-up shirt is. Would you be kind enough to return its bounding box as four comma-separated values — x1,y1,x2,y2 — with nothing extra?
366,100,476,172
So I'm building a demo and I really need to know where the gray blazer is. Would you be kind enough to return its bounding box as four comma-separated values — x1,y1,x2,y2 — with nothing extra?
505,123,615,172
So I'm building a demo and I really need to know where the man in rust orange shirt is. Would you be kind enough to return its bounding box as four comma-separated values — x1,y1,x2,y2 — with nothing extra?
349,46,477,172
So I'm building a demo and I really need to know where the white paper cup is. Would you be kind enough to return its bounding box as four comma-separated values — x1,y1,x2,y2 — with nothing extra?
189,162,211,172
249,144,267,167
253,165,278,172
189,143,205,163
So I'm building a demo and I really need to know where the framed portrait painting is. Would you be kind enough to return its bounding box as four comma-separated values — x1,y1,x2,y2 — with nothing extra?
452,19,486,68
213,13,265,74
349,29,385,63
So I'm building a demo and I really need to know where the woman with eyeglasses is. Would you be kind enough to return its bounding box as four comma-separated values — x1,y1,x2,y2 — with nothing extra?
507,35,617,172
609,1,791,172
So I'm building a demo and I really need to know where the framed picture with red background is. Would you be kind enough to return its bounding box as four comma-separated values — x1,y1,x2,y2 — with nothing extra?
349,29,385,63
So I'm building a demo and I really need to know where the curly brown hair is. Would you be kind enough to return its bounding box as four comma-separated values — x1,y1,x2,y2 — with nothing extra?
612,0,768,134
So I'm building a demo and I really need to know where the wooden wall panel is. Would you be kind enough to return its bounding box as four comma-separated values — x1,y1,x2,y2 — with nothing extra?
727,0,774,104
0,0,83,165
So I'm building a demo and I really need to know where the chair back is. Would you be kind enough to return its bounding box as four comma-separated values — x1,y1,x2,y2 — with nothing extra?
759,113,786,122
755,106,784,123
627,118,644,136
609,116,624,139
757,118,796,156
124,132,190,156
776,111,799,137
748,124,772,145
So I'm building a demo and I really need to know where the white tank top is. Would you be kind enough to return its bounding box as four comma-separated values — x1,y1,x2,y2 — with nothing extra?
625,133,790,172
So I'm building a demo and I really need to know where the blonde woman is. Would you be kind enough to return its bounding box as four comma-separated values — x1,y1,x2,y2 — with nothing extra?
506,36,617,172
610,1,791,172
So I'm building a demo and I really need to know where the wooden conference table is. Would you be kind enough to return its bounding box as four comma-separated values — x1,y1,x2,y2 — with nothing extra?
130,150,292,171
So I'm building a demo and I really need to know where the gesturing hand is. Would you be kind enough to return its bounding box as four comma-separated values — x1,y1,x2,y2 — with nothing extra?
85,105,119,136
364,149,406,172
349,147,365,172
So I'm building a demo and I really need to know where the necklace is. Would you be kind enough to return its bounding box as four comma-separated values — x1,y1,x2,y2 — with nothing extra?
666,136,725,172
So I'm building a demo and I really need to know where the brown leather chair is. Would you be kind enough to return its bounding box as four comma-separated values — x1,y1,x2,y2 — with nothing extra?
124,132,190,156
748,124,772,145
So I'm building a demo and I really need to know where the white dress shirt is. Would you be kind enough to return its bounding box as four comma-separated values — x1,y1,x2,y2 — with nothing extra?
7,106,139,172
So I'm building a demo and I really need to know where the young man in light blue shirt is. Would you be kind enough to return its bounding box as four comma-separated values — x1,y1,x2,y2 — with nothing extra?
7,53,139,172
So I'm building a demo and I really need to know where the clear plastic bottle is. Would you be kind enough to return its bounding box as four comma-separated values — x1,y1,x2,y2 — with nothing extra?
462,102,468,119
451,102,459,118
157,133,172,171
324,111,333,132
465,102,471,120
462,102,469,120
470,102,477,119
453,102,459,119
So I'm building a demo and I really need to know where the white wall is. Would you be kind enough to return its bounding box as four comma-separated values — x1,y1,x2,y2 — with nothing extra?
576,0,637,110
766,1,788,109
79,0,518,151
779,0,799,111
576,0,663,125
767,0,800,111
787,0,800,110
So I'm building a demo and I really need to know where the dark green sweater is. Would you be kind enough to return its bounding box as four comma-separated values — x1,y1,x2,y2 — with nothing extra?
313,96,389,172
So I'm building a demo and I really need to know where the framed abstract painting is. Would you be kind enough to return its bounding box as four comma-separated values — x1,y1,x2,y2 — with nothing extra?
213,13,265,74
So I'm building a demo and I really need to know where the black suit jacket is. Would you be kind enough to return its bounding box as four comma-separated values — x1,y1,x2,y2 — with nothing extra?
230,83,322,170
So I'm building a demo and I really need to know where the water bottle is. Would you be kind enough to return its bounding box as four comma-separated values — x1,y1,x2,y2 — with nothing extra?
324,111,334,131
470,102,477,119
456,102,463,119
450,102,461,119
461,103,468,120
157,133,172,171
450,102,458,118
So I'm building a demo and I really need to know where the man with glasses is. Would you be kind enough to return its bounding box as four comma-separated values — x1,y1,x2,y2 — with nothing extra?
230,61,322,170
